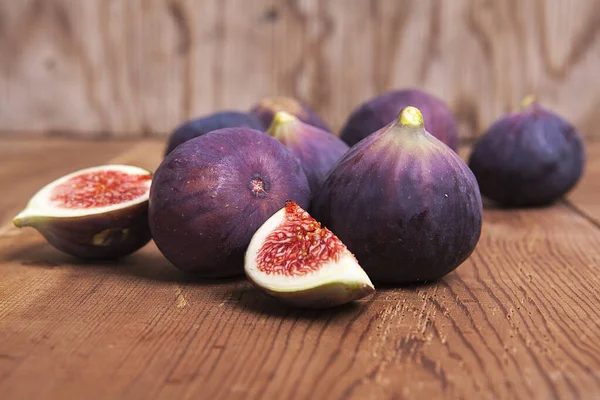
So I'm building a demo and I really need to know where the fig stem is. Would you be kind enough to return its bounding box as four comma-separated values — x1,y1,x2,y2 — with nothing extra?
13,210,32,227
267,111,298,139
398,106,424,128
520,95,537,109
13,207,44,227
271,111,297,126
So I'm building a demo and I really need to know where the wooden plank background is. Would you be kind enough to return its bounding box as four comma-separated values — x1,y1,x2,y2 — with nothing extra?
1,0,599,139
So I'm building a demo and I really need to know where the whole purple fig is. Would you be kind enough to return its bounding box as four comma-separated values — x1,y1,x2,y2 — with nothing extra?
468,97,585,207
267,111,349,194
164,111,263,156
250,96,331,133
340,89,459,151
150,128,311,277
313,107,482,284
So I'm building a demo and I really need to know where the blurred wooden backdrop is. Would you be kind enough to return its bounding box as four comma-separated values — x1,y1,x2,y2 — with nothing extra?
1,0,599,140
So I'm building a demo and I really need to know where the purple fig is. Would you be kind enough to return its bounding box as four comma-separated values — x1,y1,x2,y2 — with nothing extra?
313,107,482,284
267,111,349,194
250,96,331,133
149,127,311,277
468,96,585,207
13,165,152,259
164,111,263,156
340,89,459,151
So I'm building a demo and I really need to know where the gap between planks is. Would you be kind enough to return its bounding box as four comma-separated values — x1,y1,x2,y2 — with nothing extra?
561,199,600,231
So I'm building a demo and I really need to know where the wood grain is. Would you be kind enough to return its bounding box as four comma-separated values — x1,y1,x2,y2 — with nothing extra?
0,138,599,399
1,0,599,139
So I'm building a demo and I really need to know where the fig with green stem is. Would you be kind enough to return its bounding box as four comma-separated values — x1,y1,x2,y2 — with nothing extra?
313,106,483,284
267,111,349,194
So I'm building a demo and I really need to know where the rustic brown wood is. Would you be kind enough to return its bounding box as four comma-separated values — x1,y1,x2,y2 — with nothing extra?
0,138,599,399
1,0,599,140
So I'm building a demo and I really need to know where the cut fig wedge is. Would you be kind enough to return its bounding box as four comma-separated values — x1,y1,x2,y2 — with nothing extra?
245,201,374,308
13,165,153,260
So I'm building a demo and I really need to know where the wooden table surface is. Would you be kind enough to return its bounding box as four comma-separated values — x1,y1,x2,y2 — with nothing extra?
1,138,599,400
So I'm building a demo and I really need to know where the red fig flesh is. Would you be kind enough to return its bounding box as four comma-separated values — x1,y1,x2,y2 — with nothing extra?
13,165,152,259
245,201,374,308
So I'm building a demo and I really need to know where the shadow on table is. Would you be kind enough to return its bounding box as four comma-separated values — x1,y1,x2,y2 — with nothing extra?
4,241,371,318
482,196,559,210
227,276,446,319
4,241,450,319
230,283,368,320
2,241,244,286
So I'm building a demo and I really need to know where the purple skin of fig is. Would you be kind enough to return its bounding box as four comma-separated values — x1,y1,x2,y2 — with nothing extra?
164,111,263,156
339,89,459,151
149,127,311,277
313,107,482,284
468,100,585,207
250,96,332,133
24,204,151,260
267,112,349,194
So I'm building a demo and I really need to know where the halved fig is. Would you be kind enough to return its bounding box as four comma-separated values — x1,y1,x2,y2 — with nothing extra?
13,165,152,260
245,201,374,308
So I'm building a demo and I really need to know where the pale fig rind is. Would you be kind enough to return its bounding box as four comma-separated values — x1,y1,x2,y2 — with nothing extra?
253,273,375,309
245,202,374,308
13,165,152,260
313,107,483,284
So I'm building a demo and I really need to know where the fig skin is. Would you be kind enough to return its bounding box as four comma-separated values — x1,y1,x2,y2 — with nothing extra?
164,111,263,156
468,98,585,207
267,112,349,194
250,96,332,133
15,204,151,260
313,107,482,284
339,89,459,151
149,127,311,277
